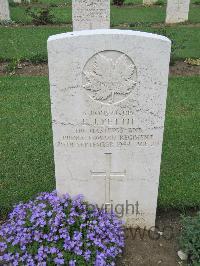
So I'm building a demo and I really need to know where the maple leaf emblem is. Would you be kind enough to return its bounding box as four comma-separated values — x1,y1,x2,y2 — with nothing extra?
82,51,137,104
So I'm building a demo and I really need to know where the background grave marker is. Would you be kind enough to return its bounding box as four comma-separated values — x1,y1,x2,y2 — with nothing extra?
72,0,110,30
166,0,190,24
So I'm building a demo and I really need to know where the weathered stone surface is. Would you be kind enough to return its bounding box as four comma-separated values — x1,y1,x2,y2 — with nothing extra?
13,0,31,3
0,0,10,21
177,250,188,261
72,0,110,31
166,0,190,24
48,29,171,228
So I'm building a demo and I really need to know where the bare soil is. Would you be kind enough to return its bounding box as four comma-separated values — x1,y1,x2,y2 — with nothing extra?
170,61,200,76
0,61,49,76
0,61,199,77
116,210,186,266
1,21,200,28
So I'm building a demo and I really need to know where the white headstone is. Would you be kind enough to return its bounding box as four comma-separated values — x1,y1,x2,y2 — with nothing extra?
13,0,31,3
143,0,158,5
0,0,10,21
166,0,190,24
48,29,171,228
72,0,110,31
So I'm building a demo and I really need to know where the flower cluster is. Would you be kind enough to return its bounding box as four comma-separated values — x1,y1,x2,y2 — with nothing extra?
0,192,124,265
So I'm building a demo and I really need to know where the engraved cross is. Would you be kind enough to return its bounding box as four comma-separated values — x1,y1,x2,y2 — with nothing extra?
91,153,126,207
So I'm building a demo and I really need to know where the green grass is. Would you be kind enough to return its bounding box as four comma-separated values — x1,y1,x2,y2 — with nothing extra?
33,0,70,4
10,4,200,25
131,26,200,60
112,5,200,25
51,7,72,23
10,6,32,24
159,77,200,209
189,6,200,23
10,6,72,24
111,6,166,25
0,76,199,217
0,27,70,62
0,26,199,62
0,77,55,218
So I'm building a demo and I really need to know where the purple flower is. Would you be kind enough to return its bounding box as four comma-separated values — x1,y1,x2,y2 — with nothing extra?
0,242,7,252
84,250,91,261
54,257,64,264
47,211,52,217
0,191,124,265
49,247,57,254
69,259,76,266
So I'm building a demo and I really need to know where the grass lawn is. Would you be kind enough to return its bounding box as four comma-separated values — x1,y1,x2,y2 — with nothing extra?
0,77,55,218
159,76,200,209
0,26,200,62
0,76,199,218
9,5,200,25
0,27,71,62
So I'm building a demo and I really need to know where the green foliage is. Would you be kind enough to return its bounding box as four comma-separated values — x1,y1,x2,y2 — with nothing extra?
111,5,166,25
21,0,31,5
26,7,55,25
113,0,125,6
0,77,55,219
49,3,58,7
129,21,152,27
8,1,19,7
0,20,13,26
179,212,200,265
158,77,200,209
0,27,66,62
152,27,186,65
29,53,48,63
5,58,20,74
111,0,141,5
154,0,164,6
194,0,200,5
9,0,30,7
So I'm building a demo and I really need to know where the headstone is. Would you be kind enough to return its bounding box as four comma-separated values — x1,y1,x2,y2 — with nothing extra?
0,0,10,21
166,0,190,24
48,29,171,228
143,0,158,5
13,0,31,3
72,0,110,31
